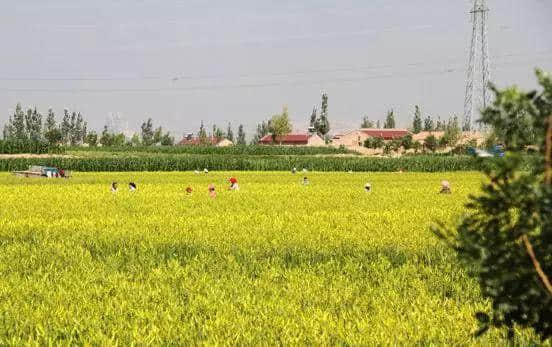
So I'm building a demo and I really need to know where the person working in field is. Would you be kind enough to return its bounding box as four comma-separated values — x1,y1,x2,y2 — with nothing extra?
208,184,216,198
302,177,309,185
129,182,137,192
364,183,372,192
111,182,118,193
440,180,451,194
229,177,239,190
186,186,193,194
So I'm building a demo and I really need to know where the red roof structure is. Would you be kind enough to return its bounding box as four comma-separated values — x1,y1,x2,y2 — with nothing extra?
359,129,410,140
259,134,310,145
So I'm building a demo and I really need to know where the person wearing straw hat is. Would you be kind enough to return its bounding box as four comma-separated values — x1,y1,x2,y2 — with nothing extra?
440,180,451,194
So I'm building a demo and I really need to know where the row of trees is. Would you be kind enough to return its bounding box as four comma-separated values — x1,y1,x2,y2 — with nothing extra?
196,121,247,145
360,106,465,134
252,92,332,144
3,104,88,145
363,115,464,152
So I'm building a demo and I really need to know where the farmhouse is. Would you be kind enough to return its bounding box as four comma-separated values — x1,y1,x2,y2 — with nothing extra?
178,135,233,147
332,128,410,148
258,133,325,146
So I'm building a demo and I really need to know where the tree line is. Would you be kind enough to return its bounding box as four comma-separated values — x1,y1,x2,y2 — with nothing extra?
0,103,249,147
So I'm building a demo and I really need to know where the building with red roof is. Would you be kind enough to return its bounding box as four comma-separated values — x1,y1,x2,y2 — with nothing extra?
332,128,410,148
258,133,325,146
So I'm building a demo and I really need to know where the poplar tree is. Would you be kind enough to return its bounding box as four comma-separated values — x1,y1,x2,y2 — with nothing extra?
237,124,246,145
226,123,234,142
412,105,422,134
384,110,396,129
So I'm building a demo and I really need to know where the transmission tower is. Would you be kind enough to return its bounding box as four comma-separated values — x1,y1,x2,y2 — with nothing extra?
463,0,491,131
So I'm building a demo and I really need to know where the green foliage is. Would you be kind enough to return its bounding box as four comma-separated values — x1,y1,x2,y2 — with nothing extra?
441,116,461,148
479,86,537,150
433,69,552,341
309,106,317,127
435,117,446,131
400,134,414,150
424,135,438,152
13,103,26,140
252,121,269,144
384,110,396,129
361,116,375,128
226,123,234,142
0,140,65,154
160,132,174,146
309,93,330,136
141,118,154,145
61,109,72,144
0,154,530,172
44,108,62,145
129,133,141,147
153,126,163,144
269,106,292,143
198,121,208,144
26,107,43,142
85,131,99,147
69,144,354,156
363,137,384,149
100,127,126,147
412,106,422,134
237,124,246,145
413,140,422,153
316,93,330,136
423,115,434,131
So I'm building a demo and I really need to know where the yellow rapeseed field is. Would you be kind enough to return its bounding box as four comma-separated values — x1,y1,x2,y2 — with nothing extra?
0,172,540,345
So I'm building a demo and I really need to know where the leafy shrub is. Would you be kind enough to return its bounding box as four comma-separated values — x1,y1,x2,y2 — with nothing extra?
434,69,552,341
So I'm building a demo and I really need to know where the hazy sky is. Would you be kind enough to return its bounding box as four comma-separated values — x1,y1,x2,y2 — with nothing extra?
1,0,551,138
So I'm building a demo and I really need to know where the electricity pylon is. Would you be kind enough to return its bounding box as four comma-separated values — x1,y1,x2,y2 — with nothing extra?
463,0,491,131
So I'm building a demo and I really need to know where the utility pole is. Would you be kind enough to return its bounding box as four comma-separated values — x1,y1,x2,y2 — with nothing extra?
463,0,491,131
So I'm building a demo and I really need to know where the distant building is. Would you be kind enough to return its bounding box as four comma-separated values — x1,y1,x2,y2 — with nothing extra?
178,134,233,147
332,128,410,148
258,133,325,146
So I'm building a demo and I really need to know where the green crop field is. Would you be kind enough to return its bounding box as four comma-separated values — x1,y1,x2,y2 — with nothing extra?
0,172,542,345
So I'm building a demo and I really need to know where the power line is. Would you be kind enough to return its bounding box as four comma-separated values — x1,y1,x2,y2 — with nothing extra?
0,58,547,94
0,50,549,82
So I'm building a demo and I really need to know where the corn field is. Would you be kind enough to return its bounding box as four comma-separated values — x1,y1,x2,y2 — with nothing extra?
0,171,542,344
69,145,354,156
0,155,532,172
0,140,65,154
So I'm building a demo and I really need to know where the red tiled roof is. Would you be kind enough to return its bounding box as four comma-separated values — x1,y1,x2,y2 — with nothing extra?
360,129,410,140
259,134,309,144
178,136,225,145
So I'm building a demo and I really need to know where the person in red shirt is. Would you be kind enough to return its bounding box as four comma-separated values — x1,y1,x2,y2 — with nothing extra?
229,177,239,190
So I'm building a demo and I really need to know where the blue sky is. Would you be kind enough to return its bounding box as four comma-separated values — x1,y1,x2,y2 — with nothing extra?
1,0,551,138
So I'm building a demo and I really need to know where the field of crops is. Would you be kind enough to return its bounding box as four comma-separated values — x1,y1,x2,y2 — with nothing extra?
0,172,541,344
68,144,355,156
0,154,531,173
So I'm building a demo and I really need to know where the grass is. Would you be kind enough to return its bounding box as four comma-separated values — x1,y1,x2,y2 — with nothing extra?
0,172,543,345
